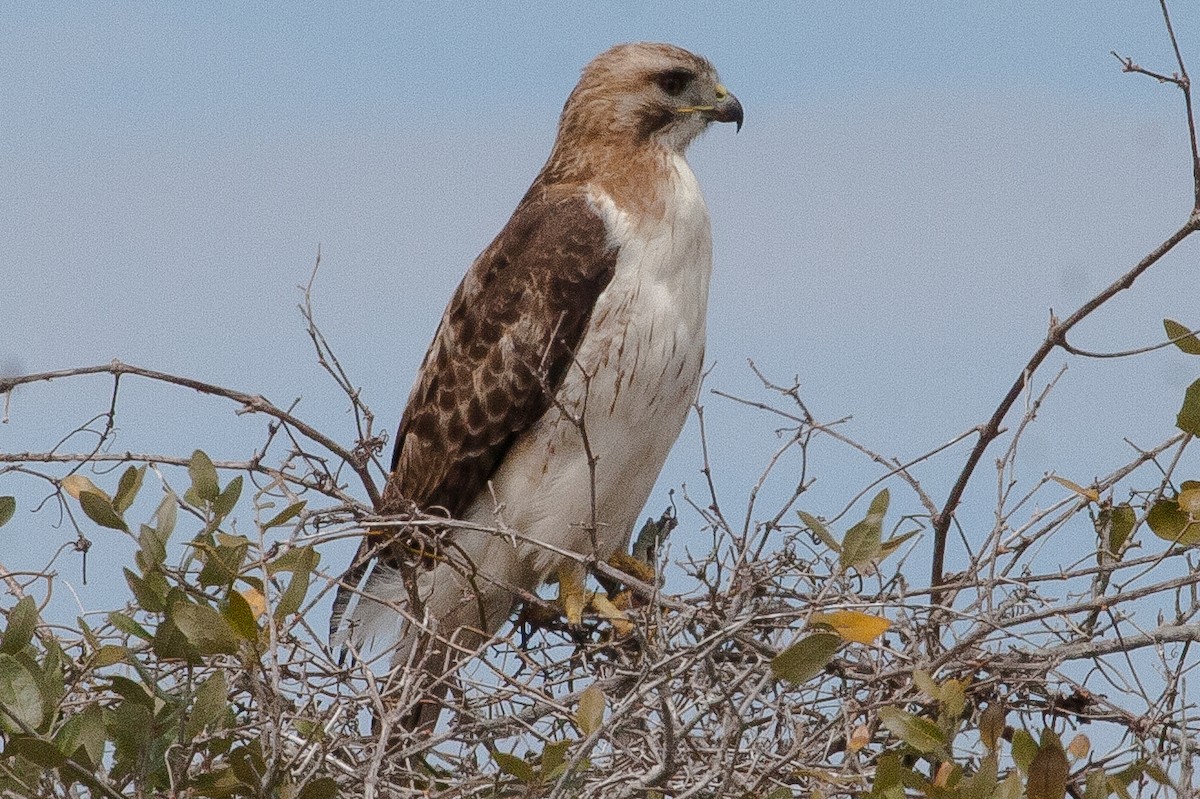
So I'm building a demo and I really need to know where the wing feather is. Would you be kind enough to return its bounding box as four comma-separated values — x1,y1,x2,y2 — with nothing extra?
331,191,617,637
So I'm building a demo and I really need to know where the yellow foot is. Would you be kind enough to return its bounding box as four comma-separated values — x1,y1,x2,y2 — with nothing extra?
590,593,633,637
554,563,634,636
608,551,656,584
557,563,588,627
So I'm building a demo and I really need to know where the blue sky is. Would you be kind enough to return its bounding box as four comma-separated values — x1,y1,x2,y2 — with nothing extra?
3,3,1200,617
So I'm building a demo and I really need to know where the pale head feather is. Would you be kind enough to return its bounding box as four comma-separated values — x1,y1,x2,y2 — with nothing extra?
534,43,737,217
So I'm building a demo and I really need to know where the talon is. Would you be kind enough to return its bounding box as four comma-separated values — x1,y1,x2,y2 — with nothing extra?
609,551,657,584
610,590,634,612
590,593,633,637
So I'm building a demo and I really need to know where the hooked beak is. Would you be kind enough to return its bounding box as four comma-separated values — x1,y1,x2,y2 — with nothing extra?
706,83,744,132
678,83,745,132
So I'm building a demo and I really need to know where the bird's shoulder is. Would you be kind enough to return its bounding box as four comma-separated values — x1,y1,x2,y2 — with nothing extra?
384,186,619,515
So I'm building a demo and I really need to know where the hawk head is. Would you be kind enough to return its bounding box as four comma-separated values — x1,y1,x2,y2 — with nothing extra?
556,42,743,156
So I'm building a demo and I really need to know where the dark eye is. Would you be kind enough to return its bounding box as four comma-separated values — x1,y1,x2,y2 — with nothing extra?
654,68,693,97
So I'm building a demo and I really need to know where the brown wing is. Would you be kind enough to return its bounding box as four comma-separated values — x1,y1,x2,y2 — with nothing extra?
386,191,617,514
331,191,617,637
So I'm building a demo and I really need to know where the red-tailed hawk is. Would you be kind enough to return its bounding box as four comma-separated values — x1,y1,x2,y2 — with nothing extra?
332,42,741,724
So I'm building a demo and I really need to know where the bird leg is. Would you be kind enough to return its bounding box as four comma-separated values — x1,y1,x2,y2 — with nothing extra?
554,562,634,636
557,562,589,627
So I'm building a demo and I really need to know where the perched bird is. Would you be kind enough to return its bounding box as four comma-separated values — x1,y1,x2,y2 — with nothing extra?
332,42,741,727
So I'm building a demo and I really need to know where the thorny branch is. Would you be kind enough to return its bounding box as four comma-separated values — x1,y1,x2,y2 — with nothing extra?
0,359,382,508
931,1,1200,606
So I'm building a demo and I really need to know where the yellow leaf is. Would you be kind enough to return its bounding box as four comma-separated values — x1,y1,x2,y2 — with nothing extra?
61,475,108,501
848,724,870,753
238,587,267,619
576,683,605,736
811,610,890,644
912,668,940,700
940,678,966,718
1049,475,1099,503
979,703,1006,750
1178,486,1200,516
1067,733,1090,760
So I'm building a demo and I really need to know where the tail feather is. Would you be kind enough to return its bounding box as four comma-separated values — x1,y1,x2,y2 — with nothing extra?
328,537,379,659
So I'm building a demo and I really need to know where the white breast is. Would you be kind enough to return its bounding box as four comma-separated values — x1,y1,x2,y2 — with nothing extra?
358,154,715,652
471,152,713,578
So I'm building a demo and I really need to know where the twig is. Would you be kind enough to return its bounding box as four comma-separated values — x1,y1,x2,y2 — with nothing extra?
0,360,381,507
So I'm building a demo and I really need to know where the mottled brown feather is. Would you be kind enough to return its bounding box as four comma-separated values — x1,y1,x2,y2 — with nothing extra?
330,190,617,632
385,191,616,515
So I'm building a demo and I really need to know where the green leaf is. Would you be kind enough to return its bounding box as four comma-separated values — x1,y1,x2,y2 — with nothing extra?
275,570,311,621
770,632,841,684
960,752,999,799
1139,759,1171,786
152,615,199,663
877,706,947,754
109,675,153,707
112,465,145,515
1012,728,1039,771
493,750,536,784
137,523,168,572
267,544,319,575
994,771,1024,799
1097,503,1136,557
229,741,266,786
1028,732,1069,799
0,654,45,732
293,717,324,742
171,601,239,655
185,671,228,739
1164,318,1200,355
1084,769,1109,799
540,739,572,779
979,702,1005,750
77,617,100,651
0,496,15,528
190,766,245,795
154,491,178,540
871,752,911,795
911,668,940,700
1177,378,1200,436
1146,497,1200,546
55,704,106,765
296,777,339,799
107,612,153,641
91,645,127,668
798,511,840,553
213,474,243,519
840,489,889,571
5,735,67,767
223,590,259,643
124,568,167,613
262,500,306,530
270,545,319,621
576,683,605,736
105,699,152,774
940,678,966,719
1,596,38,655
879,529,920,560
197,533,249,588
764,789,793,799
188,450,220,503
78,490,128,533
